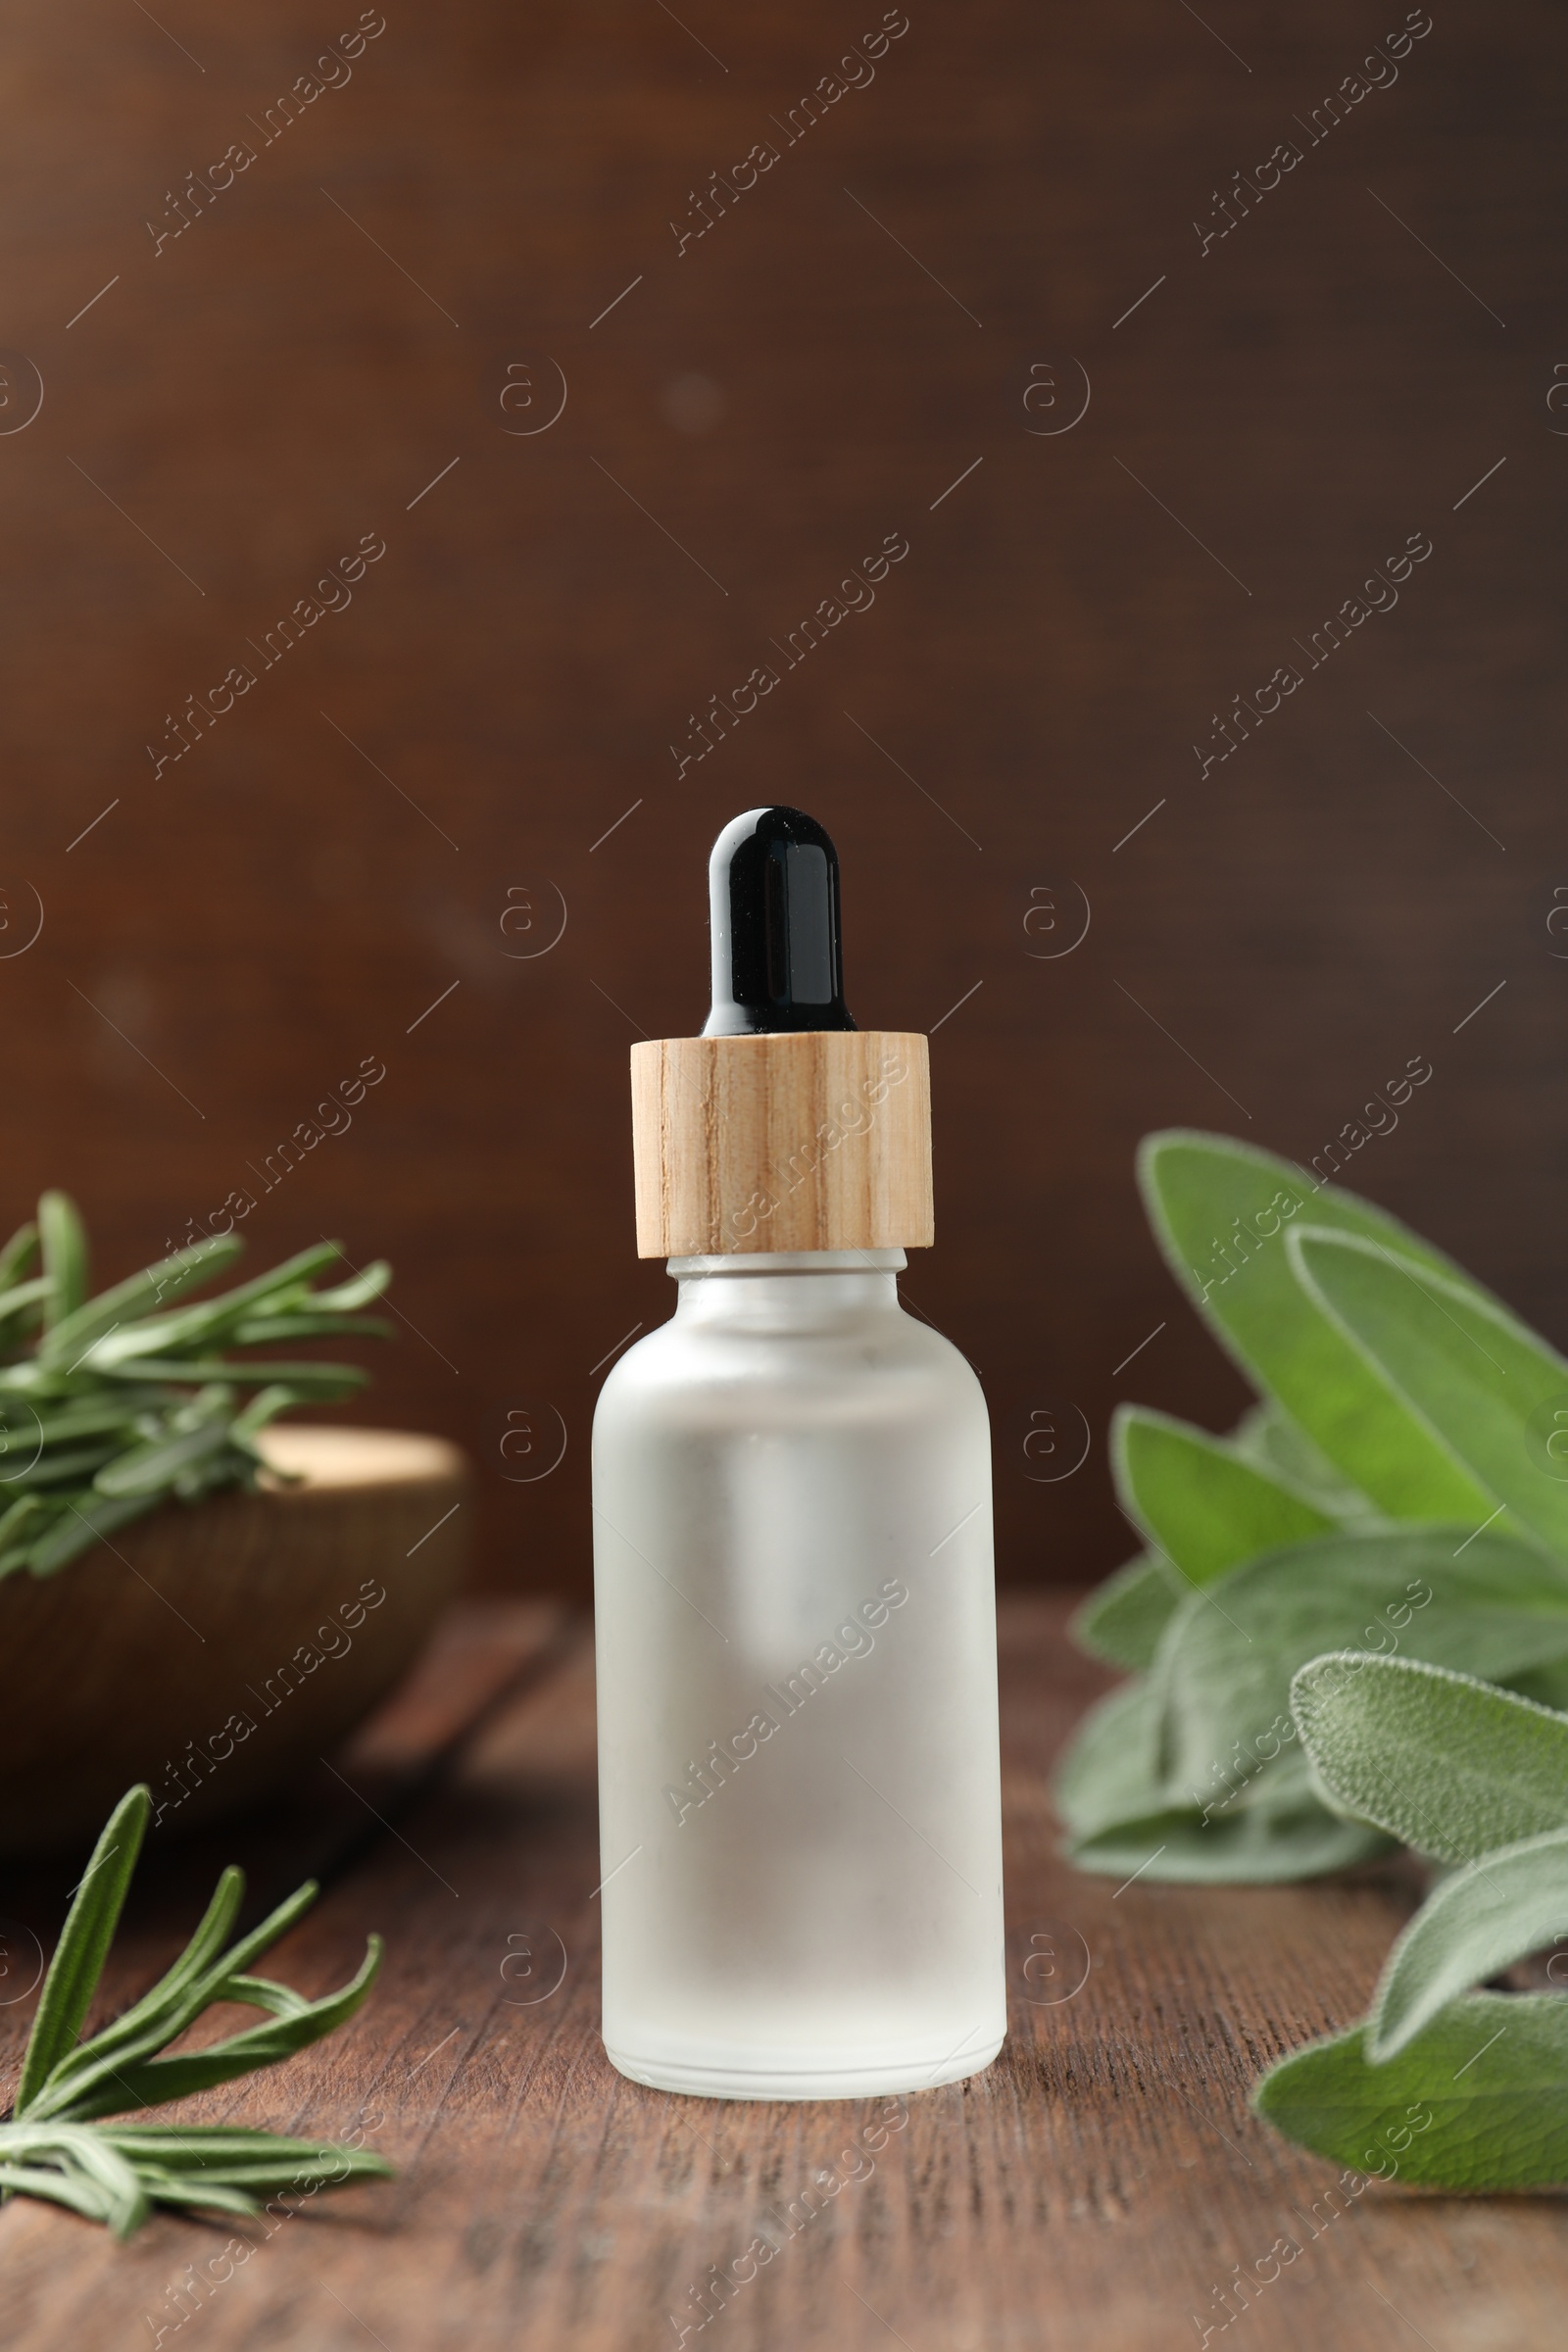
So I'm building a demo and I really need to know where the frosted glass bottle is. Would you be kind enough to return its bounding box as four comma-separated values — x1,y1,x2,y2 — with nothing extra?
592,1246,1005,2101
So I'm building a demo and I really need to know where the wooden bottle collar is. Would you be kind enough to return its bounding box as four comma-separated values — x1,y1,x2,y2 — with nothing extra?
630,1031,934,1258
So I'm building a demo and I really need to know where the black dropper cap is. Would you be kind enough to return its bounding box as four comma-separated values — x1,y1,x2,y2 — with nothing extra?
703,808,857,1037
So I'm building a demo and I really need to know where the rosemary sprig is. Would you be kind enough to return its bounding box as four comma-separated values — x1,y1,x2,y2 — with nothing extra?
1,1786,392,2235
0,1195,391,1583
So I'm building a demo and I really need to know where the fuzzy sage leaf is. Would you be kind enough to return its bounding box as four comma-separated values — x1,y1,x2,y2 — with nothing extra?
1252,1994,1568,2190
1366,1829,1568,2060
1138,1132,1492,1520
1155,1529,1568,1819
1054,1676,1386,1882
1068,1554,1177,1670
1292,1652,1568,1861
1066,1131,1568,2192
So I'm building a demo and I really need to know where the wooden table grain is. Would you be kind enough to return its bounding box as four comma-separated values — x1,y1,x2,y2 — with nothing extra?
1,1596,1560,2351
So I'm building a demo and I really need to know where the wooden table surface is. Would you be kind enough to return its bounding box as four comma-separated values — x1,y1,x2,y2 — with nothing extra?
1,1596,1560,2351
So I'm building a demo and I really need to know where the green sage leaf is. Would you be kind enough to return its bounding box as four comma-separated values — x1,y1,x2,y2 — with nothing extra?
1505,1656,1568,1710
1253,1993,1568,2190
1368,1828,1568,2060
1157,1529,1568,1817
1114,1403,1335,1587
1069,1554,1178,1669
1292,1652,1568,1861
1053,1678,1160,1840
1068,1788,1388,1884
1054,1674,1386,1881
1228,1401,1374,1518
1139,1133,1492,1521
1290,1226,1568,1564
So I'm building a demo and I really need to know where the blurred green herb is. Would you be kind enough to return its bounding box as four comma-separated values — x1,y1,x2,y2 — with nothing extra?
0,1786,391,2235
0,1194,390,1581
1059,1131,1568,2189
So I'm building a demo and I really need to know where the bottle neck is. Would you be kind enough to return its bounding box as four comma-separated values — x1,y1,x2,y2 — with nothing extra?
667,1249,906,1329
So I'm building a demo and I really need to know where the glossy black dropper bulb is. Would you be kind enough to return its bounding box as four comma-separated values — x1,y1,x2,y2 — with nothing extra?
702,807,858,1037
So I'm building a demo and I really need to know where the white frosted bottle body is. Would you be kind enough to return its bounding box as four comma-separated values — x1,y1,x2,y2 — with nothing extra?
592,1250,1005,2100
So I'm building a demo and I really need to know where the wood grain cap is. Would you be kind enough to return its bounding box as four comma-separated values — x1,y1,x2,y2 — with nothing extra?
630,1031,933,1257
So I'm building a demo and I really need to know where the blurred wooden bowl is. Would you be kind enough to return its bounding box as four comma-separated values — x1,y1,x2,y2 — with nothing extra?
0,1426,467,1854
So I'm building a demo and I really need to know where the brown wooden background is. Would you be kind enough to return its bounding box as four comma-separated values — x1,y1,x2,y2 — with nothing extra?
1,0,1559,1596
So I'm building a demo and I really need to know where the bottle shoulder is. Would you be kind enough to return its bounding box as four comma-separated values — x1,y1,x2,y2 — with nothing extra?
595,1298,985,1423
